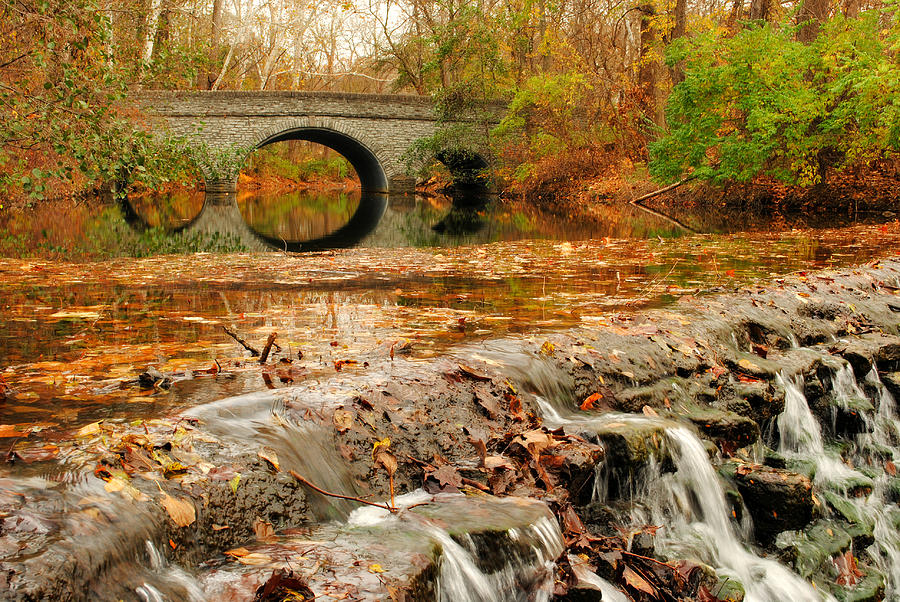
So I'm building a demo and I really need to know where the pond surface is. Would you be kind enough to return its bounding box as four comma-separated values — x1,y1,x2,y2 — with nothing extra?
2,192,900,436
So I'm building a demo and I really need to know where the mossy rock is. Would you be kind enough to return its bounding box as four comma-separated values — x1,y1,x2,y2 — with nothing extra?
776,520,853,579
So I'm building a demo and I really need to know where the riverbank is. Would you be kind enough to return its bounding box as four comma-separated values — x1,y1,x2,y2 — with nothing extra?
3,257,900,599
522,159,900,229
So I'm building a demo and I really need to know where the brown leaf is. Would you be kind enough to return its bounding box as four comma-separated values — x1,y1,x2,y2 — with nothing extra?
457,364,492,381
513,429,555,458
160,493,196,527
253,518,277,543
374,449,398,476
622,565,657,596
642,405,659,417
697,584,724,602
886,461,897,476
475,393,500,419
507,394,526,421
834,550,863,586
468,437,487,466
560,504,585,535
332,409,355,433
484,455,515,470
257,447,280,471
431,465,463,489
256,569,315,602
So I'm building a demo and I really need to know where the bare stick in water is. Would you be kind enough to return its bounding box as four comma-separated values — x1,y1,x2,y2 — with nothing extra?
259,332,277,364
289,470,396,512
222,325,260,356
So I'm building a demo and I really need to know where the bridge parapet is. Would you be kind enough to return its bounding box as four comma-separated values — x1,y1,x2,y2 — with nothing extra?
137,90,500,194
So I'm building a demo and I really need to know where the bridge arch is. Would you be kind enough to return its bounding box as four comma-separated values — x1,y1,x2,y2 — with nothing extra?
251,118,391,193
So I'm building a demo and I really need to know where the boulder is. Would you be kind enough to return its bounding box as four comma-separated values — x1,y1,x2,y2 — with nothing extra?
721,462,814,543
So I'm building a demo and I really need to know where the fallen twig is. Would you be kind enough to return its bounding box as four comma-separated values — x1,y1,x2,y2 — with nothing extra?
259,332,277,364
222,325,260,356
289,470,396,512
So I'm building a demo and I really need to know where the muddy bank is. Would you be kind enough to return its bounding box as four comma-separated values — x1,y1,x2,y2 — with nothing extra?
3,259,900,599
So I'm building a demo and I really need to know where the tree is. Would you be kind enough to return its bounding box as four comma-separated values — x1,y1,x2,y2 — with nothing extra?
649,11,900,187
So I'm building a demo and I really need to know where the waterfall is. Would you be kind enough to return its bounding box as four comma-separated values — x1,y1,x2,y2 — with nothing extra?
775,364,900,598
646,427,826,602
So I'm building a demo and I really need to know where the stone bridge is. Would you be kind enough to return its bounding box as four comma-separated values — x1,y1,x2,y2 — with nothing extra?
139,91,498,194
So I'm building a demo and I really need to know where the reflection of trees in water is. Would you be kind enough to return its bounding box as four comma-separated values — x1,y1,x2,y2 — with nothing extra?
126,191,205,229
236,190,361,240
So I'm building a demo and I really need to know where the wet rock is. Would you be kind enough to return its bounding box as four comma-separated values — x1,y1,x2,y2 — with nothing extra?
682,406,760,449
835,333,900,377
721,462,815,543
731,381,785,424
139,366,172,389
879,372,900,400
776,520,884,602
592,419,667,470
776,520,853,578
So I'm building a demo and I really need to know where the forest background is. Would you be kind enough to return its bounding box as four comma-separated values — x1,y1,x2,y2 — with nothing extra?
0,0,898,208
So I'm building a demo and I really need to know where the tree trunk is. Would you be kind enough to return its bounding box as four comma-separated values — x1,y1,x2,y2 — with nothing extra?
637,3,660,125
749,0,771,21
670,0,687,84
206,0,224,88
142,0,164,67
796,0,830,43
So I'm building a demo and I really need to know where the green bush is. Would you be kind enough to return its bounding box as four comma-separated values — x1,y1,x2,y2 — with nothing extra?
650,8,900,187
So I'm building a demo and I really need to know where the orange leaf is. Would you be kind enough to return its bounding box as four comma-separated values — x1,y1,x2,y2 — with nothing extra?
580,393,602,411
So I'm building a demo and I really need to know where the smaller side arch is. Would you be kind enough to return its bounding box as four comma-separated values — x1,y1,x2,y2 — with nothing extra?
252,119,390,193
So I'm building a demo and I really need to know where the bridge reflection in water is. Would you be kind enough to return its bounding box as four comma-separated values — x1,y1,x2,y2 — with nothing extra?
124,190,391,252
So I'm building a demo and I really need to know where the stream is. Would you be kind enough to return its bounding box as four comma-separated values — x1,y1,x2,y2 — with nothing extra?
3,190,900,600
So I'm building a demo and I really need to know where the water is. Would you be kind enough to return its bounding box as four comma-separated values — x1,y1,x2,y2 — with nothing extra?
775,363,900,598
195,492,564,601
653,427,826,602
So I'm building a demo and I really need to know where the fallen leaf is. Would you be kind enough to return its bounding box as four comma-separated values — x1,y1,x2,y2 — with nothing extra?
253,518,277,543
76,422,102,437
160,493,196,527
368,563,385,573
484,455,515,470
375,448,398,476
258,447,280,471
431,465,462,489
235,552,273,565
229,474,241,493
458,364,492,381
834,550,863,586
623,565,657,596
580,393,602,411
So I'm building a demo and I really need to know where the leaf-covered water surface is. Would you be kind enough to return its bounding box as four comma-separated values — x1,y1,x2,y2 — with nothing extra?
1,221,899,437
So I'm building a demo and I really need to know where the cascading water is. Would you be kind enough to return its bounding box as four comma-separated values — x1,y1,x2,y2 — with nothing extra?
642,427,827,602
776,372,865,489
348,492,564,602
775,363,900,598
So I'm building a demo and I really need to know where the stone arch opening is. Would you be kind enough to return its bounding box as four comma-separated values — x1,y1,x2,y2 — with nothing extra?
434,149,492,193
255,127,389,193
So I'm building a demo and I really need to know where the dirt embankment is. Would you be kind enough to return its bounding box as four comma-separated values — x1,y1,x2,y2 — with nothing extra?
3,260,900,599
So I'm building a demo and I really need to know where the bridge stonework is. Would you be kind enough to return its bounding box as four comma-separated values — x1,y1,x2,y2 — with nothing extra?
139,91,445,193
